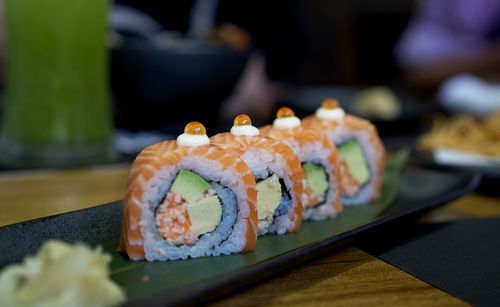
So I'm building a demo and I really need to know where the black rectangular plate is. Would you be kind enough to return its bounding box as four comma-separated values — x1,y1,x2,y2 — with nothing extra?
0,167,479,306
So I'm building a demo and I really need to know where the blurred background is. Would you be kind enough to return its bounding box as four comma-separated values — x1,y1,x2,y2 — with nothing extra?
0,0,499,168
1,2,499,302
107,0,418,133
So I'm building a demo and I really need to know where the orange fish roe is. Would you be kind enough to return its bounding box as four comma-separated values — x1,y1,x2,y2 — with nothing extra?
321,98,339,109
155,192,197,245
184,121,207,135
276,107,295,118
234,114,252,126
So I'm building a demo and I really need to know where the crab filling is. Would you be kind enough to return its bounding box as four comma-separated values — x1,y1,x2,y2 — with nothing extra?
155,170,222,245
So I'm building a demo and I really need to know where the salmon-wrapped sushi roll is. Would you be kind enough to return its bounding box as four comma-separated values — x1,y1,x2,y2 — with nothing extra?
303,99,385,205
211,114,303,235
260,107,342,220
120,121,258,261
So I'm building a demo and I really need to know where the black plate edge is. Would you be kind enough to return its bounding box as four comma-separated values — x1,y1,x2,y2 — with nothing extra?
0,202,122,234
126,173,481,307
411,147,499,196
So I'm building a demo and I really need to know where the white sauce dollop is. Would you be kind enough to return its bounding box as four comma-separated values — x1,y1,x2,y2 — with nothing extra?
273,116,301,129
230,125,260,136
176,134,210,147
315,107,345,121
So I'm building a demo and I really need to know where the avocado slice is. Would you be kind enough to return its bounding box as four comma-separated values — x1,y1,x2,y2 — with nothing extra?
170,170,209,203
303,162,328,197
256,174,282,220
339,139,370,185
187,195,222,236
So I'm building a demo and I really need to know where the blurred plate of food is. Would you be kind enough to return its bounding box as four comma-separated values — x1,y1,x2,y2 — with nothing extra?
431,147,500,168
414,112,500,193
417,112,500,168
286,86,427,135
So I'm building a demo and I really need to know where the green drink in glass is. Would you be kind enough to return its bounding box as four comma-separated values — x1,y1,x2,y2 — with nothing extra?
0,0,116,168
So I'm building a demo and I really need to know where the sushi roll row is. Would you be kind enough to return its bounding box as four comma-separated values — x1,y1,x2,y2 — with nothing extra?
120,99,385,261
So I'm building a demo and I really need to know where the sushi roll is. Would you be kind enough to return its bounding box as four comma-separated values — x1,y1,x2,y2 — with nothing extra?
260,107,343,220
211,114,303,235
303,99,385,205
120,121,258,261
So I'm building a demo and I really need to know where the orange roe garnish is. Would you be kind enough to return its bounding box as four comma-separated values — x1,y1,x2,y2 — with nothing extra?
234,114,252,126
184,121,207,135
276,107,295,118
321,98,339,110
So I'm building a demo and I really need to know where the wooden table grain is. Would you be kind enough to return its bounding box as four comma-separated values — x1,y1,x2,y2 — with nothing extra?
1,164,499,306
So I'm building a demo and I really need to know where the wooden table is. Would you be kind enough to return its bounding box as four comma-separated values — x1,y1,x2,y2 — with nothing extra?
1,164,499,306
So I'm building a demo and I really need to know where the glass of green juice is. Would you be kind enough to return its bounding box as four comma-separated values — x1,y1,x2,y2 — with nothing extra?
0,0,117,168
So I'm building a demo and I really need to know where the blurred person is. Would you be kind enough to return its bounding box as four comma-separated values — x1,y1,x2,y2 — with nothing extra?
396,0,500,92
216,0,305,124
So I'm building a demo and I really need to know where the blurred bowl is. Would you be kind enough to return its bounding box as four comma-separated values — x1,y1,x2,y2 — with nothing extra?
111,40,249,132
